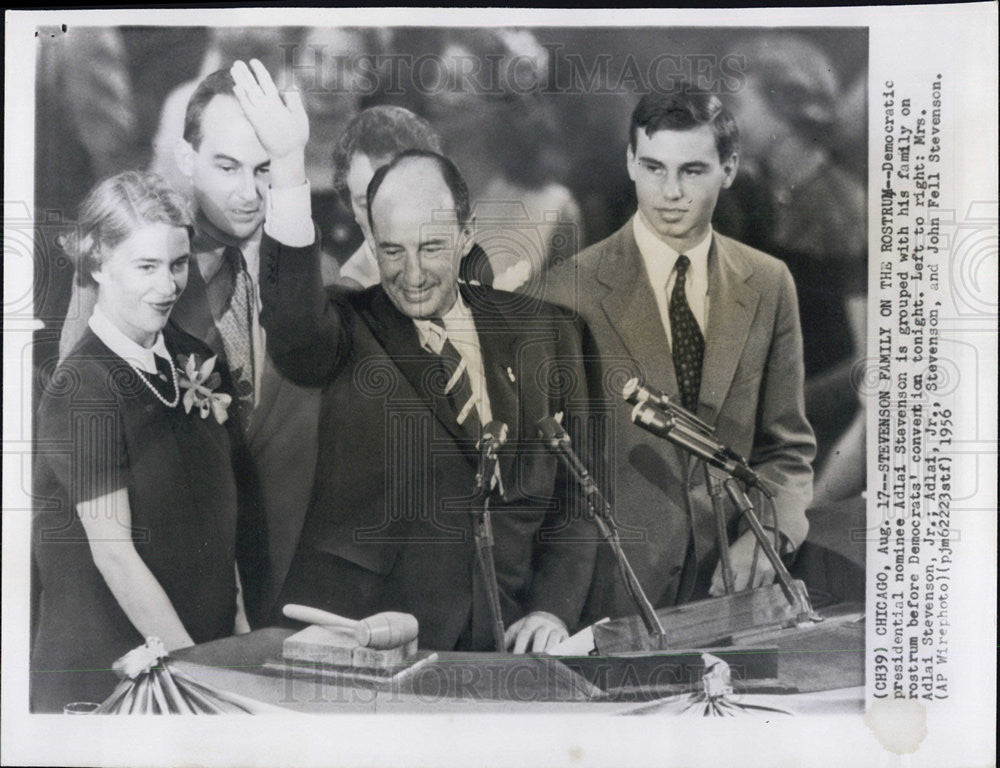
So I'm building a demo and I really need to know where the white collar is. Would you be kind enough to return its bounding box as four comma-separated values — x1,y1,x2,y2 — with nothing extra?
89,304,172,375
632,213,713,273
412,290,475,351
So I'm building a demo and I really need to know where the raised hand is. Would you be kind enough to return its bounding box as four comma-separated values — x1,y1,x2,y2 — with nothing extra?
230,59,309,186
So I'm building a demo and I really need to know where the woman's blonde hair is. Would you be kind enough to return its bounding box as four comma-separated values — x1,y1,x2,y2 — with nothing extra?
62,170,193,285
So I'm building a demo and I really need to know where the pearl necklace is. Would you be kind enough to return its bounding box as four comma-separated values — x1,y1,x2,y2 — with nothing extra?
127,359,180,408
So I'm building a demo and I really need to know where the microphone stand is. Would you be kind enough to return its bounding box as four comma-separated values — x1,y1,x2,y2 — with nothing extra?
536,418,665,639
705,465,736,595
625,378,737,594
723,479,816,622
627,388,817,620
473,430,508,653
471,495,507,653
585,493,667,639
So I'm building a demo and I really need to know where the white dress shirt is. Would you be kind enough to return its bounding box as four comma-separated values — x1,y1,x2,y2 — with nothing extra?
265,182,315,248
88,304,172,375
632,214,712,345
413,293,493,425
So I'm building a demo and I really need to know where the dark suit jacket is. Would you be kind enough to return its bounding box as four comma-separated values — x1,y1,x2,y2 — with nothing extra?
259,235,599,651
168,241,321,623
541,220,815,618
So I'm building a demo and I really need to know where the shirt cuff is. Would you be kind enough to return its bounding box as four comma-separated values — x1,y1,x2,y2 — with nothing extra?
265,181,314,248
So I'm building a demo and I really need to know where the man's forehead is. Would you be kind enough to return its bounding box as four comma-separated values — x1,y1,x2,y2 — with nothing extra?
372,161,458,221
197,94,266,156
636,124,720,160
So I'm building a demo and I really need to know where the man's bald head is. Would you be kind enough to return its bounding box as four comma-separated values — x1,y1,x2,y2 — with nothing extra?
366,150,470,235
365,151,474,319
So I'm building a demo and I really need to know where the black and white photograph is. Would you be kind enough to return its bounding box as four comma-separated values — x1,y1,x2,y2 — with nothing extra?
2,6,995,768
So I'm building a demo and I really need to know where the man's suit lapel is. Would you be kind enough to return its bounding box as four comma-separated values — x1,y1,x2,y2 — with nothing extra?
361,290,478,458
698,236,760,420
171,257,224,354
597,224,678,397
465,284,520,490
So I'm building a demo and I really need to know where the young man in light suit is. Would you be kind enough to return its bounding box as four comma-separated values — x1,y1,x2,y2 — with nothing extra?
543,89,816,621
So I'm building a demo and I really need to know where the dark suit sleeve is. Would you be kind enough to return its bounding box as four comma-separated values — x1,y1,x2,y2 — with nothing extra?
749,264,816,549
524,312,600,630
219,357,269,627
169,326,269,625
258,230,349,387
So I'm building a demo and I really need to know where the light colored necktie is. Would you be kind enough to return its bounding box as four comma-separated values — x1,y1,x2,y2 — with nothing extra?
426,319,482,440
217,246,256,416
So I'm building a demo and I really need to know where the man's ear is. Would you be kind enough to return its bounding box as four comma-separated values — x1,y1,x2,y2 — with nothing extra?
175,138,196,179
721,152,739,189
459,217,476,257
626,145,637,182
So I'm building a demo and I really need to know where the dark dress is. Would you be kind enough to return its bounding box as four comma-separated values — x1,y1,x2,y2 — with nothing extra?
30,322,258,712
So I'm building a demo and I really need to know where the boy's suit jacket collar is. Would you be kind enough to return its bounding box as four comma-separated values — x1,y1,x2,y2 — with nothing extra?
594,221,760,422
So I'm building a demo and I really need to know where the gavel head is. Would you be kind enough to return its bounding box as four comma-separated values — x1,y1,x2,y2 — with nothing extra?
354,612,419,649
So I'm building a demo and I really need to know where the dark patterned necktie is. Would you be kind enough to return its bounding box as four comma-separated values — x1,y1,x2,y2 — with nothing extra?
669,254,704,412
217,246,256,416
428,319,482,440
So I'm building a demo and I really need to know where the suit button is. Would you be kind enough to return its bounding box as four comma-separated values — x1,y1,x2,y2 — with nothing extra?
669,566,682,576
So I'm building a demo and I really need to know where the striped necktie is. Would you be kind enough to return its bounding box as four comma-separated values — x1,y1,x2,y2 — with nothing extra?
668,254,704,413
427,319,482,440
217,246,256,417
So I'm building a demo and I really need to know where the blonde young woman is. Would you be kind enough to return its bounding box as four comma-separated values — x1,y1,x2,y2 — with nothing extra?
31,171,261,712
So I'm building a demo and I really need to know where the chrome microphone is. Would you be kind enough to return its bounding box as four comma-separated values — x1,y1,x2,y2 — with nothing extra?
536,415,596,494
630,402,771,496
475,420,508,495
622,377,713,436
479,420,508,458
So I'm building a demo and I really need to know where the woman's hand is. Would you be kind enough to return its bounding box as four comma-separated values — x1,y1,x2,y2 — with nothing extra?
77,489,195,652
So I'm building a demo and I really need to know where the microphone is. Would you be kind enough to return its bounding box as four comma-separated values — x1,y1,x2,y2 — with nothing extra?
630,402,772,496
475,420,508,495
623,377,747,467
622,377,713,436
536,416,600,498
473,421,509,651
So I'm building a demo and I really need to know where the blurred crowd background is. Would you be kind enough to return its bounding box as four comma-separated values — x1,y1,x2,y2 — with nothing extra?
32,25,868,504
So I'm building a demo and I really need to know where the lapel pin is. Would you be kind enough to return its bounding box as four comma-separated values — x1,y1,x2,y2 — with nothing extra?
506,366,516,383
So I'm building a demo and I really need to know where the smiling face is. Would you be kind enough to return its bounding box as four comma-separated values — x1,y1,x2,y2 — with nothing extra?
178,94,269,244
627,124,738,253
370,158,472,319
92,223,191,348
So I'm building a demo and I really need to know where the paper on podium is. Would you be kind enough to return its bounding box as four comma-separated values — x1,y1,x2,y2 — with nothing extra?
546,618,609,656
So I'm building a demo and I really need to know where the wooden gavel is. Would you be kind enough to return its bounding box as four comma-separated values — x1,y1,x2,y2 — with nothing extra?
282,604,419,650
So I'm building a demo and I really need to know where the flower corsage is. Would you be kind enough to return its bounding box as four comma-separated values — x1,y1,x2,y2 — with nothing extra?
178,354,232,424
